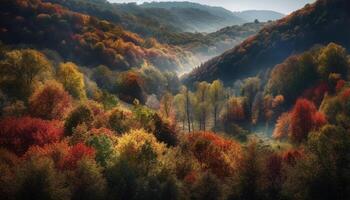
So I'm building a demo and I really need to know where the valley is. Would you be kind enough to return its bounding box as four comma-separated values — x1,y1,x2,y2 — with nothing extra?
0,0,349,200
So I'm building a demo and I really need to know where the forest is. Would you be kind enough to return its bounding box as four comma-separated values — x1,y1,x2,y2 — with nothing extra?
0,0,350,200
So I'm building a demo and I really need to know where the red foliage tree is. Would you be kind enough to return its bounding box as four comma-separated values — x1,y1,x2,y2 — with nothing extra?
312,112,327,129
302,82,329,106
336,79,346,92
61,143,95,170
341,88,350,102
0,117,64,155
290,99,326,143
282,149,303,166
29,81,72,120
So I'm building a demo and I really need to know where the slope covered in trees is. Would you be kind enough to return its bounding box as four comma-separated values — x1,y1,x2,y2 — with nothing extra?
234,10,285,22
184,0,350,85
140,1,246,33
0,0,198,73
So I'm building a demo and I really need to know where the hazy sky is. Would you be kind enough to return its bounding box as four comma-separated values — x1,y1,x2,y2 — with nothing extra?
108,0,315,14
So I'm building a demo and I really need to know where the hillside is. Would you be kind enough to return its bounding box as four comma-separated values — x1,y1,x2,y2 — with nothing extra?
141,1,246,32
184,0,350,84
46,0,245,37
234,10,285,22
0,0,198,73
181,22,268,63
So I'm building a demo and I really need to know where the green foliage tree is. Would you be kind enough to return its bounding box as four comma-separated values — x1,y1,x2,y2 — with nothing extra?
317,43,349,79
194,81,211,131
173,93,186,130
87,133,116,167
266,52,318,104
209,80,225,130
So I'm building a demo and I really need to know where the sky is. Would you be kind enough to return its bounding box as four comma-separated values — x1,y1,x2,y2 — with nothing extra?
108,0,316,14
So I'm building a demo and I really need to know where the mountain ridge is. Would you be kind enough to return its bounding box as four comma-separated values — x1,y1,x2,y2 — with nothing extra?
184,0,350,85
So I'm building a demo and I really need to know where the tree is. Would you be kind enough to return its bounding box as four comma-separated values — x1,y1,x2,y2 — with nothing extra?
87,129,117,167
317,43,349,79
230,140,264,200
57,62,86,100
70,158,107,200
116,71,145,104
29,81,72,120
266,52,318,104
115,129,166,163
191,172,222,200
0,117,64,155
160,92,174,120
186,132,242,178
108,108,133,134
241,77,260,116
15,157,71,200
180,86,194,132
152,114,178,147
209,80,225,130
91,65,114,91
173,93,186,130
0,49,52,99
195,82,210,131
64,105,94,136
264,153,283,199
290,98,326,143
62,143,95,170
273,112,291,140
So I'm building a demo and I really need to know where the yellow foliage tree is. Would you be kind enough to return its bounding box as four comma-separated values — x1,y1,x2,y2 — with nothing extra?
57,62,86,100
0,49,52,99
115,129,166,159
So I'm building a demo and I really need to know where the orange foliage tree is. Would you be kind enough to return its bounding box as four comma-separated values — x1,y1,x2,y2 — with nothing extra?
29,81,72,120
186,132,242,178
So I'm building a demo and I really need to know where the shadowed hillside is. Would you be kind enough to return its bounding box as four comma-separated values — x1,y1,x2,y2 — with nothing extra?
184,0,350,85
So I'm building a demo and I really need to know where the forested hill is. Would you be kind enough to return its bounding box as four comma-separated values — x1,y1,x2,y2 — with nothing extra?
45,0,245,36
0,0,198,72
140,1,246,32
184,0,350,85
234,10,285,22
